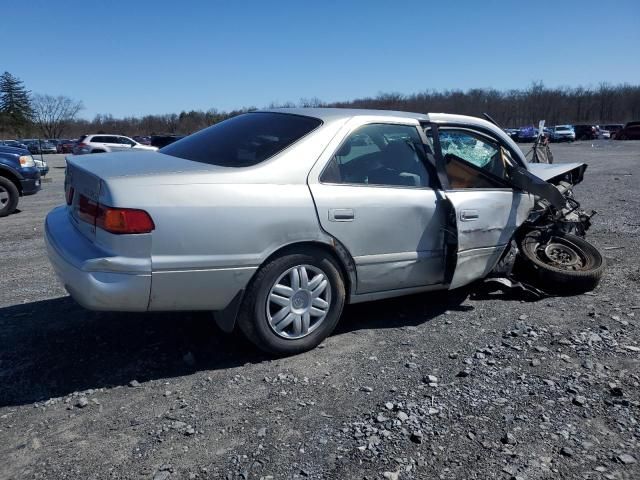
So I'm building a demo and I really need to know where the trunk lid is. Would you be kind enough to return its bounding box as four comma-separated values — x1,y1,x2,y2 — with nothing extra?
67,150,219,180
64,151,225,242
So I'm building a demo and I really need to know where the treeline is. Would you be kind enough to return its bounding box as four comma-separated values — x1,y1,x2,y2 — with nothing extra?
63,82,639,138
65,108,256,138
2,73,639,139
330,82,640,127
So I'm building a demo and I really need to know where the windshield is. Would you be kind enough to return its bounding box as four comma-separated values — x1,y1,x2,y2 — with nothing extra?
160,112,322,167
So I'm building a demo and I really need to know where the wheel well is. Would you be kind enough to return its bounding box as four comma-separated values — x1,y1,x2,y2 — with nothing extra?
0,170,22,194
260,241,355,298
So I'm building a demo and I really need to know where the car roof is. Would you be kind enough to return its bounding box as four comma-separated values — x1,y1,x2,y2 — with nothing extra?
88,133,127,137
264,107,430,122
262,108,507,134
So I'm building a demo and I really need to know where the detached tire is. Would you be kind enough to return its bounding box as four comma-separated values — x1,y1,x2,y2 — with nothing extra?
517,230,604,294
237,248,346,356
0,176,19,217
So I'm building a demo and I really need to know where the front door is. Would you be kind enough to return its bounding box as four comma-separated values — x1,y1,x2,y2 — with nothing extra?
309,122,447,294
431,126,536,289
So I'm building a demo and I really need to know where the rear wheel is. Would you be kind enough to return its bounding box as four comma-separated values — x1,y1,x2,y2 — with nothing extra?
237,249,346,356
517,230,604,294
0,176,19,217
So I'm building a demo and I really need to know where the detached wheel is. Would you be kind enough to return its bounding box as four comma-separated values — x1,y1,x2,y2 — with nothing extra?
238,249,346,356
0,176,19,217
517,230,604,294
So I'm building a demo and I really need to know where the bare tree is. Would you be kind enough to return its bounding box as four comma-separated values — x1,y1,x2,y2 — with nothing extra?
31,94,83,138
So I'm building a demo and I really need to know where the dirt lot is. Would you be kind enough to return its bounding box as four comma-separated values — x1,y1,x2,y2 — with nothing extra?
1,142,639,480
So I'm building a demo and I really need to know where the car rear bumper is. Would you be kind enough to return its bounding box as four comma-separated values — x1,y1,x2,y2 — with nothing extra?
45,206,151,311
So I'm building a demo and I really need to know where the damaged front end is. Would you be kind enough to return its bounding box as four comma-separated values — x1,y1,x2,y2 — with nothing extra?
525,162,596,237
487,162,605,296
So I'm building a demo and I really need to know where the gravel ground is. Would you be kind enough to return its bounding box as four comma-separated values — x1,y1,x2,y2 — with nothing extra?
1,142,639,480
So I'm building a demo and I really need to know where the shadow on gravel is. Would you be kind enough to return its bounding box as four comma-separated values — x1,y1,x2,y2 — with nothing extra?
0,289,472,407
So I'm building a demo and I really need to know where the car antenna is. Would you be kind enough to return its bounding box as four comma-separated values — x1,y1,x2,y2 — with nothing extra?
482,113,502,129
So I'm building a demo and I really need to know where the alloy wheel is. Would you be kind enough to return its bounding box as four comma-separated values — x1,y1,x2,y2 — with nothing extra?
266,264,331,339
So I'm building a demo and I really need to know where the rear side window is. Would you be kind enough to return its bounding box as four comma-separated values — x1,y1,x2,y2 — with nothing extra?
160,112,322,167
321,123,433,188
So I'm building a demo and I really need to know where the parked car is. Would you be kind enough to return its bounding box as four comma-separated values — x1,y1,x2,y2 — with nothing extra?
132,136,152,145
614,121,640,140
0,145,41,216
150,134,185,149
32,155,49,176
596,127,610,139
45,109,603,355
602,124,624,138
572,124,597,140
503,128,519,139
550,125,576,142
57,139,76,153
25,140,57,154
73,134,159,154
1,140,29,150
514,126,538,142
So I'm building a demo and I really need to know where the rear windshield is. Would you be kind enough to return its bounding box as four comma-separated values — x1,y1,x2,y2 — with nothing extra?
160,112,322,167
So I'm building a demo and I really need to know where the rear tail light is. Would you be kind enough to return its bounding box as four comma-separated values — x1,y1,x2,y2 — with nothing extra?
76,194,154,234
96,205,155,234
77,194,99,224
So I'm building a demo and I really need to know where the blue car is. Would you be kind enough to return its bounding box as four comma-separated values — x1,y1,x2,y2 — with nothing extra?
515,126,539,143
0,145,42,217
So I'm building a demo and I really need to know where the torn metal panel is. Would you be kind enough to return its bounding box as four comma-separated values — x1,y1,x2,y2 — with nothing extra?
480,277,546,299
527,162,587,183
507,165,567,209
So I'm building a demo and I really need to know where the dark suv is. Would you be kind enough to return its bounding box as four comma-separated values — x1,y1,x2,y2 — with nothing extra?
0,145,41,217
572,124,597,140
615,121,640,140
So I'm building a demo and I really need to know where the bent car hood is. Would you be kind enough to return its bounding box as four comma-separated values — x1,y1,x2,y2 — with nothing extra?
527,162,587,184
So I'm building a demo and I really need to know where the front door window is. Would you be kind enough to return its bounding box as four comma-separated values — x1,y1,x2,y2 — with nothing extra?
438,129,509,189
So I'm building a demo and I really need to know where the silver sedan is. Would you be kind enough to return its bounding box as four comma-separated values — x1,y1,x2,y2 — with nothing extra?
45,108,598,355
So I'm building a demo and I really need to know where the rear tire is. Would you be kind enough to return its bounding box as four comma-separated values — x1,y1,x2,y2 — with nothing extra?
237,248,346,356
0,176,19,217
516,230,604,294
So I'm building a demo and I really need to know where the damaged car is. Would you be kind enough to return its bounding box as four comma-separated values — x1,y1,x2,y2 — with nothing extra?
45,109,604,355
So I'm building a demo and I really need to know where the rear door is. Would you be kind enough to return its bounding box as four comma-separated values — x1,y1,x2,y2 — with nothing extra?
90,135,108,151
430,125,535,289
308,120,447,294
105,136,126,152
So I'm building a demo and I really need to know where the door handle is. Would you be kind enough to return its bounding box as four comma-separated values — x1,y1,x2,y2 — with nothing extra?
460,209,479,221
329,208,355,222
